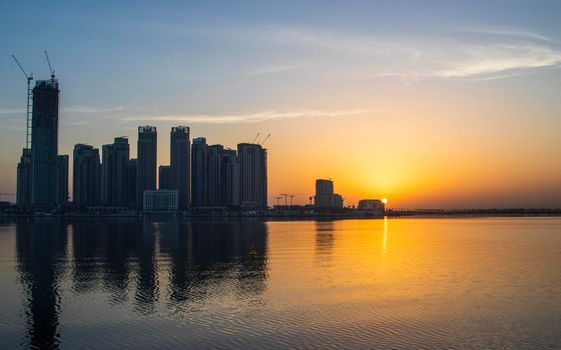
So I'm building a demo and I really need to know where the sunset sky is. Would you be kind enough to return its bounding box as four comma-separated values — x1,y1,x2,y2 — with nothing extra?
1,0,560,208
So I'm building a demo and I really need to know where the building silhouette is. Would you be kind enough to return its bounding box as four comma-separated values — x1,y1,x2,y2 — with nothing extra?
221,149,240,207
158,165,172,190
170,126,190,210
30,79,60,207
191,137,209,207
136,126,157,209
16,148,32,205
238,143,267,208
127,159,137,208
314,179,343,209
56,155,69,205
73,144,101,208
102,137,130,207
208,144,225,206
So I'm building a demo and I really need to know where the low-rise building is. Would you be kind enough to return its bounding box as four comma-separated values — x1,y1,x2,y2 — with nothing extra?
358,199,385,212
143,190,178,212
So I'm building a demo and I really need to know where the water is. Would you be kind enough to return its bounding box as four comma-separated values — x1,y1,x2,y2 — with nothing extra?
1,217,560,349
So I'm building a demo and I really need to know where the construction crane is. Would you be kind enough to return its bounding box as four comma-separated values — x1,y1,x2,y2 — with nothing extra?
289,195,295,206
44,50,55,79
11,54,33,149
251,132,261,144
276,195,283,206
259,133,271,146
280,193,288,206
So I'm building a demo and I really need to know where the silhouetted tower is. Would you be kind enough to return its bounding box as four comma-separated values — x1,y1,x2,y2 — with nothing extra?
102,137,130,206
31,76,60,207
73,144,101,208
191,137,209,207
237,143,267,208
137,126,157,209
56,155,69,205
159,165,172,190
170,126,190,210
208,144,225,206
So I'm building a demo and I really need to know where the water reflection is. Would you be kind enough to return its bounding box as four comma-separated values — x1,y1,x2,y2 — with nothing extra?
315,221,335,259
15,218,268,349
16,219,68,350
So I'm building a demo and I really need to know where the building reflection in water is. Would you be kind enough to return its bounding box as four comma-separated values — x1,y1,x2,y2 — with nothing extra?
16,218,68,350
315,220,335,261
15,217,268,349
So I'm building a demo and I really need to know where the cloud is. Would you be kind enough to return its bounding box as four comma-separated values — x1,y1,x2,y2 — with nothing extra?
228,25,561,81
0,108,25,114
246,65,298,76
123,109,402,124
457,26,552,42
61,106,128,113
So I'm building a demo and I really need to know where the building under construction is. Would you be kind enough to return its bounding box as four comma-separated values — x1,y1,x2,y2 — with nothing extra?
14,53,68,209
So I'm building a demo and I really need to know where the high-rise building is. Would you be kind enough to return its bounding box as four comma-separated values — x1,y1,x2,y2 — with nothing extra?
137,126,157,209
127,159,137,208
315,179,334,196
101,144,113,204
56,155,69,205
314,179,343,209
170,126,190,210
31,79,59,207
191,137,209,207
102,137,130,207
208,144,224,206
73,144,101,208
16,148,32,206
159,165,172,190
237,143,267,208
221,149,240,207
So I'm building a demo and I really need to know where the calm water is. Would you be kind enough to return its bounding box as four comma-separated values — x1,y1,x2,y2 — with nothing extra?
1,217,560,349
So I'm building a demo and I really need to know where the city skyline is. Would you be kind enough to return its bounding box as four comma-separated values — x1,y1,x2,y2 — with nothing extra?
2,1,561,208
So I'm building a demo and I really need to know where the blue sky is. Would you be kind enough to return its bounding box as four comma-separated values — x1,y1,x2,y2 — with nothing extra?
1,1,561,207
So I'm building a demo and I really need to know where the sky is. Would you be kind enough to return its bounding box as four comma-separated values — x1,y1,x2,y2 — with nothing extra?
1,0,561,208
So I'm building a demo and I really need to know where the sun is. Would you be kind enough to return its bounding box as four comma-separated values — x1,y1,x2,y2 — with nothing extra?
382,198,388,204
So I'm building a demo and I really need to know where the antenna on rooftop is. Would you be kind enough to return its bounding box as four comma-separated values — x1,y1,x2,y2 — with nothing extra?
44,50,55,79
11,54,33,149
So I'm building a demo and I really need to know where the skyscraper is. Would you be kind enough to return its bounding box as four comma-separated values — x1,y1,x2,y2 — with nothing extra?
127,159,137,208
221,149,240,207
191,137,208,207
56,155,69,206
237,143,267,208
73,144,101,208
16,148,32,206
170,126,190,210
102,137,130,207
137,126,157,209
31,79,59,207
101,144,113,205
208,144,224,206
159,165,172,190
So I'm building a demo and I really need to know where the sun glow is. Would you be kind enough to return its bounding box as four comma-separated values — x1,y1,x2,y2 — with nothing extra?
382,198,388,204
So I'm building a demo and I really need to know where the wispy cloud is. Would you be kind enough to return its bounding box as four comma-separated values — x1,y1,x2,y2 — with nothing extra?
225,24,561,81
246,65,298,76
457,26,552,42
123,109,402,124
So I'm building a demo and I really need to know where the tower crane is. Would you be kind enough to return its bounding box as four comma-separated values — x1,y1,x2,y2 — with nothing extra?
11,54,33,149
44,50,55,79
289,194,295,206
259,133,271,146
